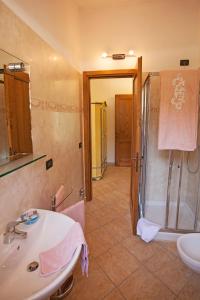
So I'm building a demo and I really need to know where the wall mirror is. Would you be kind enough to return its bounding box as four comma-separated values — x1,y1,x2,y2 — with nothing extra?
0,49,45,177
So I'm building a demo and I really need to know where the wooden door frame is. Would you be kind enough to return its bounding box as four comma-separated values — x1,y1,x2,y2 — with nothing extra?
83,67,141,233
130,57,142,234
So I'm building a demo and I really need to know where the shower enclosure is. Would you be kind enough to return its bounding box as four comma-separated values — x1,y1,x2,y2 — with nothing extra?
139,73,200,234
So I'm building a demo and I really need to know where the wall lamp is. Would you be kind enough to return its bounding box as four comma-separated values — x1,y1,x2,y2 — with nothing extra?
7,62,25,71
101,50,136,60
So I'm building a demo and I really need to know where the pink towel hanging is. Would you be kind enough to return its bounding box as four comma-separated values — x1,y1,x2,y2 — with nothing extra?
54,185,85,230
62,201,85,230
158,70,199,151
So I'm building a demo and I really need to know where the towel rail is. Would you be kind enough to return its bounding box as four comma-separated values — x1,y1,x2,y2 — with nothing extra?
51,189,73,211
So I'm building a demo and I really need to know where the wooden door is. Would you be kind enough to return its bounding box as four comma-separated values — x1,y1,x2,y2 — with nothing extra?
14,71,32,153
4,69,19,155
115,95,132,166
101,103,107,173
0,80,9,160
4,69,32,155
130,57,142,234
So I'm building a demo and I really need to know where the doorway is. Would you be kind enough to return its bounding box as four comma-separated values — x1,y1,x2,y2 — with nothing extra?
83,58,142,234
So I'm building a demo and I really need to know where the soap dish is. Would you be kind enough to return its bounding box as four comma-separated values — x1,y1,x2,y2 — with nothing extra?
21,210,39,225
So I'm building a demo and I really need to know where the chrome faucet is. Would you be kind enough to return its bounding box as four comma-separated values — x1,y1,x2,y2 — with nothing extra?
3,220,27,244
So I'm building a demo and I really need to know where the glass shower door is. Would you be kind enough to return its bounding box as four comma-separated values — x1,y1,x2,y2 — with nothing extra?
140,74,200,233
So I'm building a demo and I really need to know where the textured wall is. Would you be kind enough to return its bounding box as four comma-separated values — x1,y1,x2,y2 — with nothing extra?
0,2,83,233
2,0,81,69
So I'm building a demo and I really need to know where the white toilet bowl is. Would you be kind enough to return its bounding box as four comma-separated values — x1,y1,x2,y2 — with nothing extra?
177,233,200,273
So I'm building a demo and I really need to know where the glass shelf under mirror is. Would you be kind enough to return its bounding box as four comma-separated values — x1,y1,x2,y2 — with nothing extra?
0,153,46,177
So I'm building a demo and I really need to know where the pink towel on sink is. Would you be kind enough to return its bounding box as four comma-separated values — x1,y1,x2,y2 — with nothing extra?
62,201,85,230
158,70,199,151
54,185,85,230
39,222,89,277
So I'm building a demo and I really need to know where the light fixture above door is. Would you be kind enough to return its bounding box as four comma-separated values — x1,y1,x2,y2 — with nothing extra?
101,50,136,60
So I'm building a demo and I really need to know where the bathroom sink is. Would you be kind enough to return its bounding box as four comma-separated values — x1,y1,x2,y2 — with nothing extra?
0,209,82,300
177,233,200,273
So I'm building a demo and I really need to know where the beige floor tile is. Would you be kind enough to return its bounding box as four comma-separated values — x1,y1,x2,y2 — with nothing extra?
86,226,119,258
124,212,132,222
85,203,98,215
110,203,130,217
102,219,132,243
157,241,178,257
122,235,160,262
154,257,193,295
112,217,132,237
67,259,114,300
119,266,175,300
96,244,140,285
85,213,102,233
103,288,125,300
91,205,122,225
86,199,105,213
177,273,200,299
90,209,114,228
145,243,176,273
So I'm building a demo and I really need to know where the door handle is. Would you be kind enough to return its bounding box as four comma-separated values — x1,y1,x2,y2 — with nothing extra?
136,153,139,172
131,153,143,172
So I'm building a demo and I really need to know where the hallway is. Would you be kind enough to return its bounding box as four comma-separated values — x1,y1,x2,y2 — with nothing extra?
67,166,200,300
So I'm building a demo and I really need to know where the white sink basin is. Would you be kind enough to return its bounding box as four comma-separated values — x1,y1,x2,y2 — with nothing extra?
177,233,200,273
0,209,82,300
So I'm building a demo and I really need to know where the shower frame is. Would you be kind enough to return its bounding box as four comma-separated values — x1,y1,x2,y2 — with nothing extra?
139,72,200,234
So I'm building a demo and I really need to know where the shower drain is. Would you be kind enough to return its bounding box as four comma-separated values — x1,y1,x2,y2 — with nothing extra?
27,261,39,272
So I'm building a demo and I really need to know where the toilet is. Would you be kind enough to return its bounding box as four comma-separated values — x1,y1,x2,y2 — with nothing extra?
177,233,200,273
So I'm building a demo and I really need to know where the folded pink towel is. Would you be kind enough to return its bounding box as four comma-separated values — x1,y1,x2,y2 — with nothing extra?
39,222,89,277
62,200,85,230
158,70,199,151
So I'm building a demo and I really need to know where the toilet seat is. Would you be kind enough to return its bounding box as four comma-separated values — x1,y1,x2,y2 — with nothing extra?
177,233,200,273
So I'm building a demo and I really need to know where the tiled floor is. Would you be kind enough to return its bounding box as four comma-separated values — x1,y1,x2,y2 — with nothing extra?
66,166,200,300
